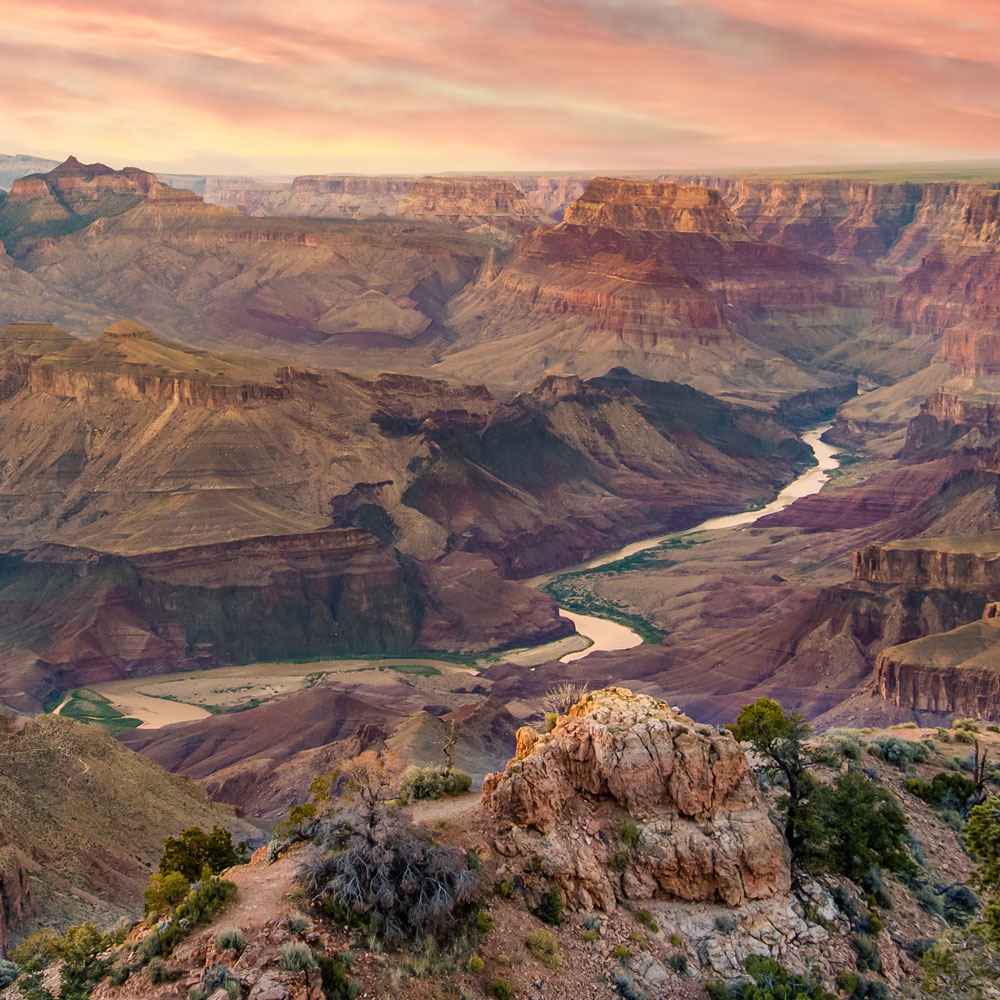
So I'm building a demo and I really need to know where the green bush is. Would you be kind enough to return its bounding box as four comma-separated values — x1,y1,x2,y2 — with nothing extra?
814,773,914,880
853,932,880,972
634,908,658,933
614,972,647,1000
954,718,980,733
706,956,835,1000
286,912,310,934
580,928,598,943
143,870,190,916
467,955,485,973
475,910,494,935
544,712,558,732
715,915,736,934
147,958,173,984
489,980,513,1000
612,944,630,960
867,736,929,770
0,960,18,987
835,971,859,994
669,953,688,974
316,955,359,1000
396,766,472,804
107,964,130,987
498,877,516,899
955,730,976,745
669,932,683,947
217,929,244,954
534,886,564,926
816,729,864,762
615,820,640,849
937,729,951,743
526,929,560,969
159,826,248,882
278,942,317,972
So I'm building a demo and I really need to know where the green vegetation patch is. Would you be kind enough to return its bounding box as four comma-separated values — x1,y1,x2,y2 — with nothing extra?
58,689,142,734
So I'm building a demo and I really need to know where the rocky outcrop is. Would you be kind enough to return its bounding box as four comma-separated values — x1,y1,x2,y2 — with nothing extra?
397,176,548,233
8,156,156,206
482,688,790,910
853,535,1000,590
873,616,1000,719
0,831,34,958
566,178,751,238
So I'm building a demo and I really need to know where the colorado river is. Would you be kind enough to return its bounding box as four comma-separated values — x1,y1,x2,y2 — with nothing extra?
542,423,842,662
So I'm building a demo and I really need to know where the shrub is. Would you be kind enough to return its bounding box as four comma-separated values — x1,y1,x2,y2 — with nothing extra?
526,929,560,969
706,956,831,1000
272,802,319,840
218,929,244,954
498,877,516,899
714,915,737,934
316,955,359,1000
937,729,951,742
467,955,485,973
225,982,241,1000
534,886,564,926
475,910,494,935
853,980,890,1000
614,972,647,1000
143,870,190,916
669,953,688,974
954,718,980,733
853,932,880,972
955,730,976,745
615,820,640,849
278,942,317,972
832,885,858,918
286,912,310,934
107,964,130,986
836,971,859,994
634,908,658,933
489,979,513,1000
817,773,914,880
0,960,18,988
817,729,864,762
159,826,248,882
300,809,481,945
147,958,173,984
203,963,238,993
868,913,883,935
612,944,631,960
867,736,929,770
669,932,683,947
580,928,598,943
544,712,558,732
396,766,472,805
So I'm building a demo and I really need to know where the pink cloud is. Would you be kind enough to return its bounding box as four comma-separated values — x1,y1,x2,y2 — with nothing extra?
0,0,998,173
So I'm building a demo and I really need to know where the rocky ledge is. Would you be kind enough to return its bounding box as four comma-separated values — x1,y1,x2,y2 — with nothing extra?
482,687,789,911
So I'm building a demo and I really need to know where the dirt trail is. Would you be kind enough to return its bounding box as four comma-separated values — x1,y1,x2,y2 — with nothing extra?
222,852,298,929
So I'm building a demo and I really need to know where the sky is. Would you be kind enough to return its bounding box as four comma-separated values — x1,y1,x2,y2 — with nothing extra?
2,0,1000,176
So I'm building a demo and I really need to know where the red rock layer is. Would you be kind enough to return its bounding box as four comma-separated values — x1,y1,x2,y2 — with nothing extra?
397,175,549,232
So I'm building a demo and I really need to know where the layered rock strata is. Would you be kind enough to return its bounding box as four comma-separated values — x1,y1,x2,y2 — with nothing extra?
482,687,790,910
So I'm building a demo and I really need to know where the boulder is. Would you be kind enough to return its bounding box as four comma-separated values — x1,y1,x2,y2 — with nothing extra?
482,687,789,910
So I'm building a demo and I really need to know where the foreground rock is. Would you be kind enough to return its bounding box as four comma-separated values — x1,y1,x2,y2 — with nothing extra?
482,687,790,910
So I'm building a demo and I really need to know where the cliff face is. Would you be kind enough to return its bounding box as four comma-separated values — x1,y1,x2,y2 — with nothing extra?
207,175,417,219
669,175,978,271
0,830,34,958
397,175,549,233
440,177,865,403
482,687,790,910
8,156,156,206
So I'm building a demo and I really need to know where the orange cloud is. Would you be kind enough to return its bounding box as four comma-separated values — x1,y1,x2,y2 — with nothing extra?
0,0,998,173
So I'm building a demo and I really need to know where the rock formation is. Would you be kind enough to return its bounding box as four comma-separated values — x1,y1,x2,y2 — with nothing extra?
439,177,865,404
482,687,790,910
397,175,549,234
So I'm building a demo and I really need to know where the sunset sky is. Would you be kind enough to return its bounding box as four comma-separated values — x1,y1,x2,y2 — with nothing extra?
2,0,999,175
